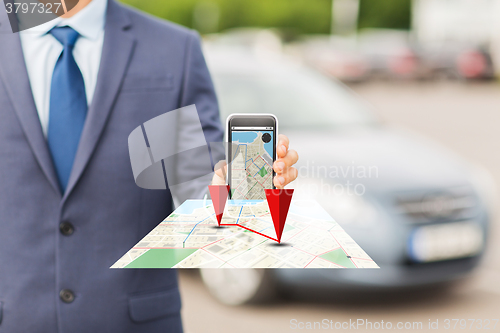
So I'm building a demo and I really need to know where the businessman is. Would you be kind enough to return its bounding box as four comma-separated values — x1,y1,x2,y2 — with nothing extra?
0,0,298,331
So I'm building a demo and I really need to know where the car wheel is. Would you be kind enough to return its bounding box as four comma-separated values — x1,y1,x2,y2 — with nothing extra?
200,268,276,305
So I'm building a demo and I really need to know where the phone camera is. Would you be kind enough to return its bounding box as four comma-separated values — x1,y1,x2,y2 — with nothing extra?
262,133,271,143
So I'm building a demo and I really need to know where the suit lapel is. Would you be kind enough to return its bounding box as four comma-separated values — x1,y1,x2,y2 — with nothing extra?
0,16,61,195
63,0,136,200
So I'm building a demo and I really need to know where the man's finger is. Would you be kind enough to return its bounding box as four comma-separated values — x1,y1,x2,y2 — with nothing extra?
277,134,289,158
212,160,227,185
274,149,299,174
273,167,298,189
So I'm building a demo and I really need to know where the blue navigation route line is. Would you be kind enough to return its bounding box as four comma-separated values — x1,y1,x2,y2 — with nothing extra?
183,214,214,243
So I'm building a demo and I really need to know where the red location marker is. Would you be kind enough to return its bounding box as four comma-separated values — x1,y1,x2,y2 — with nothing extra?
265,189,294,243
208,185,230,226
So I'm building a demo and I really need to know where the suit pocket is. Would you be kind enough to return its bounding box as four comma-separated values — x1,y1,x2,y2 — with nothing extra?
121,74,174,92
128,288,181,323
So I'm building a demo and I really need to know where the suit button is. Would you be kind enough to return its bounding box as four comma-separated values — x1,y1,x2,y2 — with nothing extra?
59,222,74,236
59,289,75,303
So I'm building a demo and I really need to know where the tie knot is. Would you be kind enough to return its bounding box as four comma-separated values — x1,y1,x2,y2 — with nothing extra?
50,26,80,47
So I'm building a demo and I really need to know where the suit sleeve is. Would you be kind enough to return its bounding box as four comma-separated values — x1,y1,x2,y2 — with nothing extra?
169,31,225,205
180,31,224,157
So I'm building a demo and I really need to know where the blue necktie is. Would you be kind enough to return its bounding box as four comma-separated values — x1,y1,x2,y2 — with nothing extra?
48,26,88,192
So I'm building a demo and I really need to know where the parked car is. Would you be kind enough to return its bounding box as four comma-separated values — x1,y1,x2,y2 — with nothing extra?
357,29,426,80
419,41,495,80
199,45,494,305
287,35,370,82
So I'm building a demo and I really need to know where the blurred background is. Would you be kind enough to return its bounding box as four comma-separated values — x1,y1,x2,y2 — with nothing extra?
121,0,500,332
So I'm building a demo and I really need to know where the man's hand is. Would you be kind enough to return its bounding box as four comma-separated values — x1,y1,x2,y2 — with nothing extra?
211,134,299,189
272,134,299,188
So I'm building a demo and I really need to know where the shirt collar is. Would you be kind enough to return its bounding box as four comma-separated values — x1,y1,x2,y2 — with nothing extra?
21,0,107,40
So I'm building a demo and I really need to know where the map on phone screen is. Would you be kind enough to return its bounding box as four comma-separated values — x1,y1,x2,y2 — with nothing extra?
230,128,274,199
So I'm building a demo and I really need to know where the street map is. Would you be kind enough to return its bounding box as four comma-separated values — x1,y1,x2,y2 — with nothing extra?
230,131,273,200
111,199,378,269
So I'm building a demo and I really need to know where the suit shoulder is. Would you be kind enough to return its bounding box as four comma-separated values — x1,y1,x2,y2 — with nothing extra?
118,2,197,40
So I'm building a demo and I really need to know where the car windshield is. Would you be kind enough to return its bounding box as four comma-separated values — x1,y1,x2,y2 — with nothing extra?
212,66,377,130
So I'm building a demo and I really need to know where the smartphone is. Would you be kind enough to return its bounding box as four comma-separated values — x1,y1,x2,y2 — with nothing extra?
226,114,277,200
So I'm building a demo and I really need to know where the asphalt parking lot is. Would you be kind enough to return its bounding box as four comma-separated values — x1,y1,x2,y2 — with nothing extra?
178,81,500,333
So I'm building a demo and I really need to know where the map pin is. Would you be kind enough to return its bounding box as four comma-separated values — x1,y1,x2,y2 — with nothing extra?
265,189,294,243
208,185,230,226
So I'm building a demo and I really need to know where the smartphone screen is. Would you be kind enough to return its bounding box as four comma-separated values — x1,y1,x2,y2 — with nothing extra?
227,115,276,200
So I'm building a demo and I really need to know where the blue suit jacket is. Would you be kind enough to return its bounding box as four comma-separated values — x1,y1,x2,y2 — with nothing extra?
0,1,223,331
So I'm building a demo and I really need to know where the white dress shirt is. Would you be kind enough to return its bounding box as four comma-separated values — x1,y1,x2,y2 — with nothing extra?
19,0,108,137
